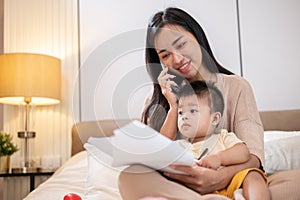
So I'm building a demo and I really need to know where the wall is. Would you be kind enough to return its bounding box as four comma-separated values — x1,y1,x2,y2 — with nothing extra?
0,0,3,131
0,0,3,54
3,0,79,168
0,2,4,200
239,0,300,111
79,0,241,121
80,0,300,119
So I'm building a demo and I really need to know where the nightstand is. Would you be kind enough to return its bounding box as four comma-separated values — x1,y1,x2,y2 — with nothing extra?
0,169,55,199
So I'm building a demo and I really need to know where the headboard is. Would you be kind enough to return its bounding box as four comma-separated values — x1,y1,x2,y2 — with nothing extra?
71,109,300,156
259,109,300,131
71,119,132,156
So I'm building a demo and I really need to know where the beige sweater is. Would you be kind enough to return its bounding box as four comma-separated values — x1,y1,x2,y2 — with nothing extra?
215,74,264,169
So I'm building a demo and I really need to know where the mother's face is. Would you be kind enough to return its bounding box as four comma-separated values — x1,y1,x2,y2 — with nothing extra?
154,24,203,81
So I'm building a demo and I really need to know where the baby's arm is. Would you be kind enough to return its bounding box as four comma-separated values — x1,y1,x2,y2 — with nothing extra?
198,143,250,170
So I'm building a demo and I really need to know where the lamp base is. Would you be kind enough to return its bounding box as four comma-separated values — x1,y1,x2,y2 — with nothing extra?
12,167,40,173
18,131,36,138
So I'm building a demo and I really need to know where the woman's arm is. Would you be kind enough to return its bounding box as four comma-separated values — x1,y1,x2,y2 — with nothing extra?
164,154,260,194
159,106,178,139
157,68,179,140
142,93,178,140
142,90,178,140
216,75,264,169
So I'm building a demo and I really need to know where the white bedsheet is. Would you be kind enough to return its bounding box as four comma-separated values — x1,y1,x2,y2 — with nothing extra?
24,130,300,199
24,150,123,200
24,151,88,200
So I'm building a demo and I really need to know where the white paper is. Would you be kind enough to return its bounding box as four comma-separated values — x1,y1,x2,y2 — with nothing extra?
85,120,195,174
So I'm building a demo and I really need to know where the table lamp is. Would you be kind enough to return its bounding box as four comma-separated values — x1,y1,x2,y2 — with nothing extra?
0,53,61,173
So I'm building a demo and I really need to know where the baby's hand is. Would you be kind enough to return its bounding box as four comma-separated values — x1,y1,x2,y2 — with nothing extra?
197,154,221,170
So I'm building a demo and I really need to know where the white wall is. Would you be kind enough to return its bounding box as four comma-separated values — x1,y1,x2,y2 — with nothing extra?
239,0,300,111
0,0,3,131
80,0,300,117
79,0,240,121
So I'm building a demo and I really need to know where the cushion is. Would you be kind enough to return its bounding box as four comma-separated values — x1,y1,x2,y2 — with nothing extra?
264,131,300,175
84,143,124,200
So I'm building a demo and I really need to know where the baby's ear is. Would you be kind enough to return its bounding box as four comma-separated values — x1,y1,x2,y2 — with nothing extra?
211,112,221,126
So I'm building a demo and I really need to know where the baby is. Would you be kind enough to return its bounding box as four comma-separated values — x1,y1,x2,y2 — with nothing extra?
176,81,269,199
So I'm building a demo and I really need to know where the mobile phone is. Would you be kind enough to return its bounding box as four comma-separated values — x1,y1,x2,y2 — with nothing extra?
161,63,180,94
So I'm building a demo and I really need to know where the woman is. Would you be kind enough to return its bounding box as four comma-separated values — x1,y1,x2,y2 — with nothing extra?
119,7,299,200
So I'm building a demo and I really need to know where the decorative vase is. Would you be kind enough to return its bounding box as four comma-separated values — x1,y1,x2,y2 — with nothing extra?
0,155,10,173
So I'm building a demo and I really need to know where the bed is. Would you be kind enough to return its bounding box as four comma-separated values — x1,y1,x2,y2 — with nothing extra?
24,110,300,200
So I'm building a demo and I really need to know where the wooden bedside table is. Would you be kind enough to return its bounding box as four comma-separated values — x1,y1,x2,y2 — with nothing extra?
0,168,55,199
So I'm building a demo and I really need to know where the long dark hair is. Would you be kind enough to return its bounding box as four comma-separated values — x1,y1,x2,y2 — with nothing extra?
142,7,233,131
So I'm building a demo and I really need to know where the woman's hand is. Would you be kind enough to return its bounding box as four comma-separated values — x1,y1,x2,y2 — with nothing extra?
164,165,228,194
163,155,261,194
157,67,178,108
157,67,179,139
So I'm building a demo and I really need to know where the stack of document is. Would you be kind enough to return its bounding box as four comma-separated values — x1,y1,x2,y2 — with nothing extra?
84,120,195,174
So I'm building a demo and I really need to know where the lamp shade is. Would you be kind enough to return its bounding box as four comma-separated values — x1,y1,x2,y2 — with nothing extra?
0,53,61,105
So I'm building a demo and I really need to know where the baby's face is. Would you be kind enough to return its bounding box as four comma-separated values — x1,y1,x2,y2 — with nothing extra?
177,95,212,141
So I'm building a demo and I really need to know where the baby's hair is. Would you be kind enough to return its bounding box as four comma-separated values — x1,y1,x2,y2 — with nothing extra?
177,81,224,115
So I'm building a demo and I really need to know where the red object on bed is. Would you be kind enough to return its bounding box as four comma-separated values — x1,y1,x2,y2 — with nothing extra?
63,193,82,200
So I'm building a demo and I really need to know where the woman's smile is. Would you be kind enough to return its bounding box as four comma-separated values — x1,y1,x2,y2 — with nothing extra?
178,60,191,73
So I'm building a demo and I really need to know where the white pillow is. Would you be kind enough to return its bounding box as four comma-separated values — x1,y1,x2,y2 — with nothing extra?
264,131,300,175
84,143,124,200
264,130,300,142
